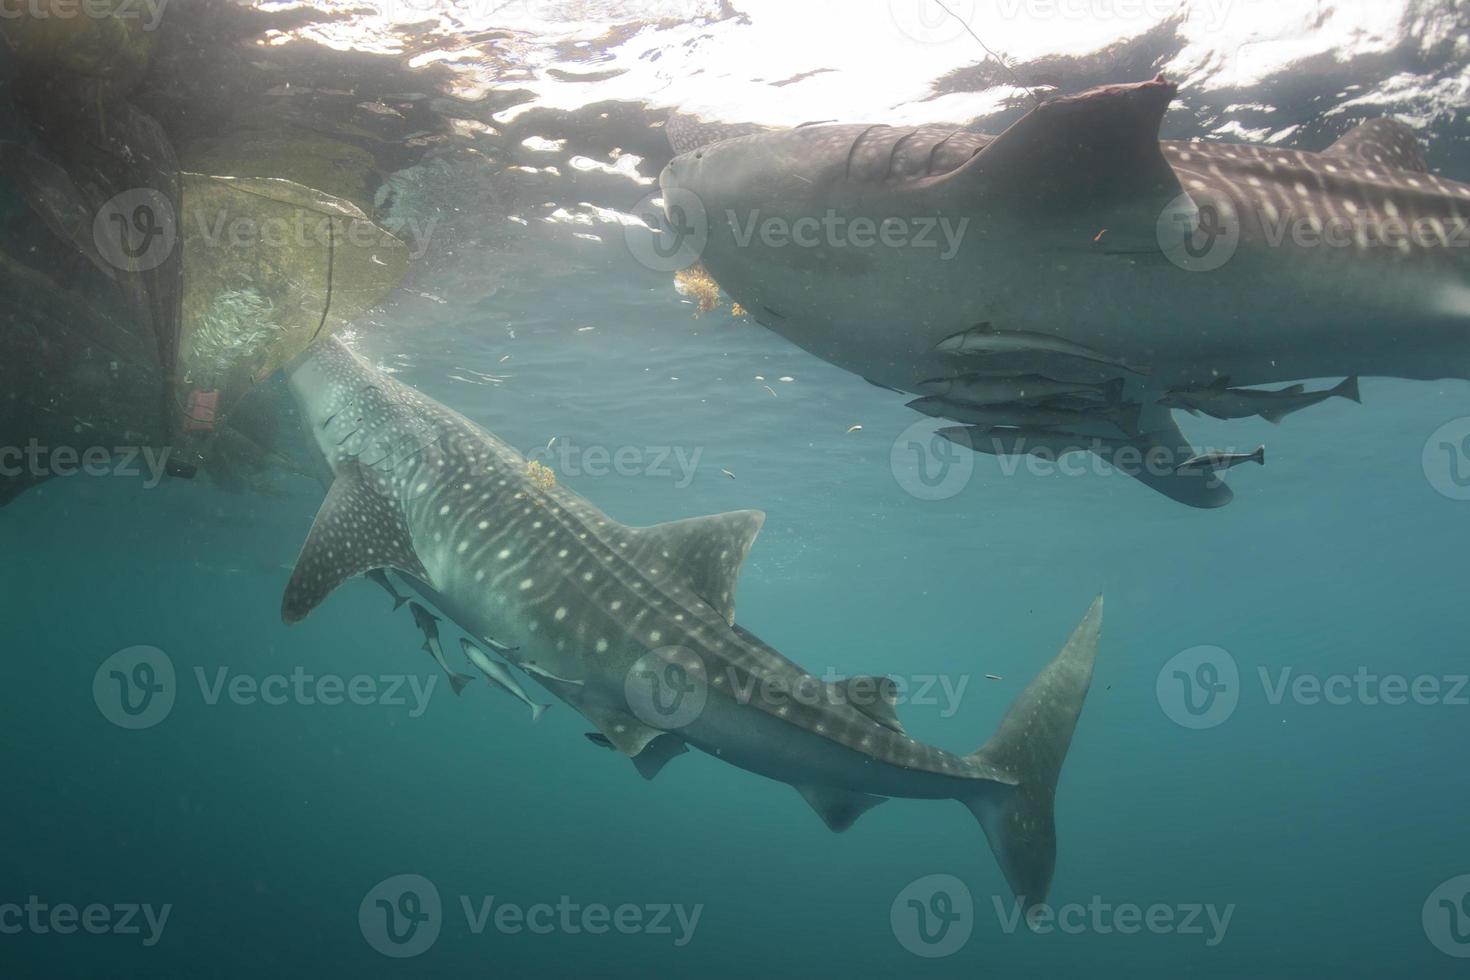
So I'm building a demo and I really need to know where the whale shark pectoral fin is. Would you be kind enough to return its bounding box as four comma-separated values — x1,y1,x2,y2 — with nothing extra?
631,734,689,781
829,676,906,735
1324,118,1428,174
633,510,765,625
963,595,1103,913
281,460,429,624
935,75,1181,246
1106,409,1234,509
793,784,888,833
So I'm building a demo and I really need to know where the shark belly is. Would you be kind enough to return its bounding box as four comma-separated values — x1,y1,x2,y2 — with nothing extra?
676,683,973,801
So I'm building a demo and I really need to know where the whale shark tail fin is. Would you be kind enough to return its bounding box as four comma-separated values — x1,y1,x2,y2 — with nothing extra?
449,673,475,696
960,595,1103,915
1335,376,1362,404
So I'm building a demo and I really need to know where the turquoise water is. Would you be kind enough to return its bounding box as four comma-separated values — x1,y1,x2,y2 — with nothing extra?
6,2,1470,977
6,288,1470,976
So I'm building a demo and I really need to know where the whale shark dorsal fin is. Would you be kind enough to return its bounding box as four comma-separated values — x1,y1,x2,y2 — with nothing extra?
935,76,1181,242
632,510,765,625
831,676,906,734
794,784,888,833
1324,118,1428,174
282,461,430,624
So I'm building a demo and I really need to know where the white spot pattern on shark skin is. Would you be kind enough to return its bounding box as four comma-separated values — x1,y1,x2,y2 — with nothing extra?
290,338,1013,781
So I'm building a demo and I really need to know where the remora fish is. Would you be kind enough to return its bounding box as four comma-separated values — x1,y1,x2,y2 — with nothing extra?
365,568,409,611
937,323,1151,376
281,337,1107,912
917,375,1122,407
661,76,1470,507
461,639,549,721
1160,377,1360,424
409,601,475,696
1176,445,1266,472
907,395,1140,437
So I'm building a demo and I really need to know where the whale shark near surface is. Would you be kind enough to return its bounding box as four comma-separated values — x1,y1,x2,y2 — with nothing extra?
281,337,1103,913
659,75,1470,507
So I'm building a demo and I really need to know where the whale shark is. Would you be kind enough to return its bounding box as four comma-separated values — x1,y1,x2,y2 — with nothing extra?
658,76,1470,507
281,336,1104,912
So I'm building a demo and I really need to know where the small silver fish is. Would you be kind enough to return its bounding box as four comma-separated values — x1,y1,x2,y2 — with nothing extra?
1175,445,1265,473
461,639,548,721
907,396,1140,438
409,602,474,696
365,569,409,611
937,323,1151,376
518,660,585,687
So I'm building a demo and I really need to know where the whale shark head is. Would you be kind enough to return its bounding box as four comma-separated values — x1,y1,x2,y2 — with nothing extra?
659,78,1183,338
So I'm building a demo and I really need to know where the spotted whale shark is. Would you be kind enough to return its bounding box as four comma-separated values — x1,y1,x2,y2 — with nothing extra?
659,76,1470,507
281,337,1104,911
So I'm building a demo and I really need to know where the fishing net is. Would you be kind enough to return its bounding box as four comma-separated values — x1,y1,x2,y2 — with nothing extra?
1,7,410,501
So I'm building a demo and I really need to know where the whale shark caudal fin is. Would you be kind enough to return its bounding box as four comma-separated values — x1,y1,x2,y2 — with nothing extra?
282,460,430,624
1335,376,1362,404
961,595,1103,913
450,673,475,697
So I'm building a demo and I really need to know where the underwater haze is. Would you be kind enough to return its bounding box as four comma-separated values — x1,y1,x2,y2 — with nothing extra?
4,1,1470,978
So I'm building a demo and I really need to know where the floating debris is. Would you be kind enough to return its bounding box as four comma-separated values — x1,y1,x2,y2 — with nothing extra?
730,302,747,317
721,469,735,480
762,385,778,398
674,263,722,316
985,674,1004,682
846,424,863,433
